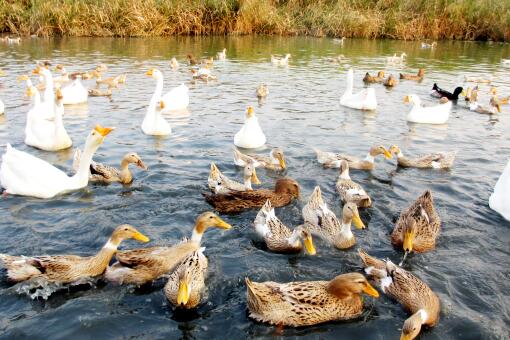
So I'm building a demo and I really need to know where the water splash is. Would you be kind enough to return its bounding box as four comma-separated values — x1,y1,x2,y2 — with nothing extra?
14,277,98,300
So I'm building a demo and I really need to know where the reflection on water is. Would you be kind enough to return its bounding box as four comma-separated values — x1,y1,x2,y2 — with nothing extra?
0,36,509,339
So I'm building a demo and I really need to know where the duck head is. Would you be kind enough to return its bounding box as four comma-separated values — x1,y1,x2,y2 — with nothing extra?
270,148,286,169
326,273,379,299
122,152,148,170
177,268,193,306
86,124,115,149
110,224,150,244
369,145,392,159
403,217,418,253
244,162,261,186
342,202,365,229
294,225,316,255
194,212,232,235
274,178,300,198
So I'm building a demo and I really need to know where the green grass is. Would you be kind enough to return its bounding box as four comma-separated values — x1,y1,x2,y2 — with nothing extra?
1,0,508,41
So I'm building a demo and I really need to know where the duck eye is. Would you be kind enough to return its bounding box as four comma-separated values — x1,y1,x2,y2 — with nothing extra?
209,216,213,219
124,227,128,231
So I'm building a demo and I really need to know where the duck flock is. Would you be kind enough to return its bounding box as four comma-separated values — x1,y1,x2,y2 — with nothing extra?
0,38,509,340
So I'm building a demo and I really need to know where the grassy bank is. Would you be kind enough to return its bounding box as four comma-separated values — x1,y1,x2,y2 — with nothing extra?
1,0,509,41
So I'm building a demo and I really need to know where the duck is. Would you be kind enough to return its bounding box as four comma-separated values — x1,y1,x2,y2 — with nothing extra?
164,247,208,309
404,94,451,124
302,186,365,249
53,64,70,87
24,88,73,151
203,178,300,213
61,74,88,105
421,41,437,49
7,37,21,44
245,272,378,327
254,200,316,255
233,106,266,149
464,75,492,83
389,145,456,169
363,71,385,83
358,249,440,340
489,87,510,105
18,75,41,114
489,159,510,221
72,150,147,184
400,68,425,81
314,144,392,170
256,84,269,98
0,224,149,284
469,92,501,114
333,37,346,45
88,88,112,97
208,161,260,194
169,57,179,69
217,48,227,60
384,74,398,87
95,64,108,73
325,54,346,63
0,125,113,198
93,71,119,89
391,190,441,259
105,212,231,285
233,147,286,171
32,65,56,120
271,54,291,65
430,83,463,100
191,66,216,81
340,68,377,110
187,54,199,66
386,52,407,64
335,160,371,208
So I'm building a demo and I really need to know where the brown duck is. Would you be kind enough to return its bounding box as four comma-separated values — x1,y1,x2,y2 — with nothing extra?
203,178,300,213
400,68,425,81
384,74,398,87
363,71,385,83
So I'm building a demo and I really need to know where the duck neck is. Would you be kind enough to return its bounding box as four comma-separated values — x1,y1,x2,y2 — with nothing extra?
339,218,353,238
364,153,375,163
89,236,122,274
43,72,54,103
119,158,133,183
191,221,206,244
339,169,350,180
243,174,253,190
72,141,99,188
345,71,354,94
53,101,65,134
148,75,164,114
287,229,301,247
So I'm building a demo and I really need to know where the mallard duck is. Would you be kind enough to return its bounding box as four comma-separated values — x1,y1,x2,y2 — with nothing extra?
233,147,286,171
386,53,407,64
335,160,371,208
254,200,316,255
388,145,456,169
271,54,291,65
256,84,269,98
341,69,377,110
93,71,119,89
246,272,378,327
234,106,266,149
0,125,113,198
203,178,300,213
61,74,88,105
88,88,112,97
208,161,260,194
169,57,179,69
314,144,392,170
421,41,437,49
489,159,510,221
469,93,501,114
400,69,425,81
73,150,147,184
302,186,365,249
187,54,199,66
164,247,207,309
384,74,398,87
430,83,463,100
217,48,227,60
404,94,451,124
464,75,492,83
0,225,149,284
105,213,231,285
391,191,440,258
363,71,385,83
359,250,440,340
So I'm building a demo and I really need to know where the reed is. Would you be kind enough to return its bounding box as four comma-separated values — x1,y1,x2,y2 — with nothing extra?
0,0,508,41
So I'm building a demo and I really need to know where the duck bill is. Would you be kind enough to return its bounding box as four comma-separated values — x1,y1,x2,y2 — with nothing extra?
136,159,148,170
303,236,316,255
403,232,414,253
17,74,28,82
26,87,35,97
362,282,379,297
214,217,232,230
94,125,115,137
383,148,393,159
251,168,261,185
32,67,41,75
145,69,154,76
133,231,150,243
403,95,410,104
177,279,189,306
159,100,165,110
352,214,365,229
278,157,286,169
400,334,413,340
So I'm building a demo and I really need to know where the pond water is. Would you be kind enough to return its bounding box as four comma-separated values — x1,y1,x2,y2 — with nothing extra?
0,36,509,339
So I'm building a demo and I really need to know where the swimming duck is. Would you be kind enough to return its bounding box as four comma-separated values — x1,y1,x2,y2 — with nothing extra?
256,84,269,98
386,52,407,64
464,75,491,83
61,74,88,105
391,190,441,258
73,150,147,184
187,54,199,66
271,54,291,65
170,57,179,69
302,186,365,250
88,88,112,97
164,247,208,309
191,66,216,81
335,160,371,208
314,145,392,170
489,88,510,105
325,54,346,63
340,69,377,110
333,37,346,45
384,74,398,87
53,64,70,87
388,145,456,169
430,83,463,100
93,71,119,89
203,178,300,213
421,41,437,49
363,71,385,83
217,48,227,60
0,125,113,198
0,225,149,284
142,97,170,136
234,106,266,149
245,272,378,327
489,159,510,221
208,161,260,194
404,94,451,124
358,250,440,340
254,200,316,255
400,69,425,81
233,147,286,171
105,212,231,285
469,92,501,114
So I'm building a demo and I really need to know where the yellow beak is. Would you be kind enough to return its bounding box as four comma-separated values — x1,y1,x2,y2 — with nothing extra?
400,333,413,340
303,236,316,255
278,157,286,169
94,124,115,137
403,95,410,104
251,168,261,185
362,282,379,297
352,213,365,229
26,87,35,97
403,232,414,253
17,75,28,82
145,69,154,76
132,231,150,243
383,148,393,159
159,100,165,110
214,217,232,230
177,279,189,306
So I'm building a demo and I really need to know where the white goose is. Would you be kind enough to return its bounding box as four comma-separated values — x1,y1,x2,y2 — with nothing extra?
404,94,451,124
146,68,189,111
489,159,510,221
32,66,56,120
61,75,88,105
0,125,113,199
340,69,377,110
271,54,291,65
234,106,266,149
217,48,227,60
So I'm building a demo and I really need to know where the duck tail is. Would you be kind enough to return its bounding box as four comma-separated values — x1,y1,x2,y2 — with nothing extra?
358,249,386,273
233,147,245,167
432,83,438,91
245,277,263,313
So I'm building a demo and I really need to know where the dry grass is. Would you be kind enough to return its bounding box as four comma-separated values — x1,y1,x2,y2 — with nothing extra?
0,0,508,41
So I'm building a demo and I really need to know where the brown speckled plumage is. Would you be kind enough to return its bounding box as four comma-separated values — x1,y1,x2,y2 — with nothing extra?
389,145,456,169
314,145,392,170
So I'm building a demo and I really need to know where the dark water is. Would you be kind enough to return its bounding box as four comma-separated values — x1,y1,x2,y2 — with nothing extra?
0,36,509,339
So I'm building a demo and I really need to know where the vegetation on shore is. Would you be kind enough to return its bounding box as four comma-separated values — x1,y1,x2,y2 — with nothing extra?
1,0,509,42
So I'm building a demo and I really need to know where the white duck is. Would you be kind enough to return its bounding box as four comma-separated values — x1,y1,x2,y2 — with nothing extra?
271,54,291,65
234,106,266,149
25,88,72,151
217,48,227,60
340,69,377,110
32,66,56,120
386,53,407,64
61,75,88,105
146,68,189,111
404,94,451,124
0,125,113,199
490,159,510,221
